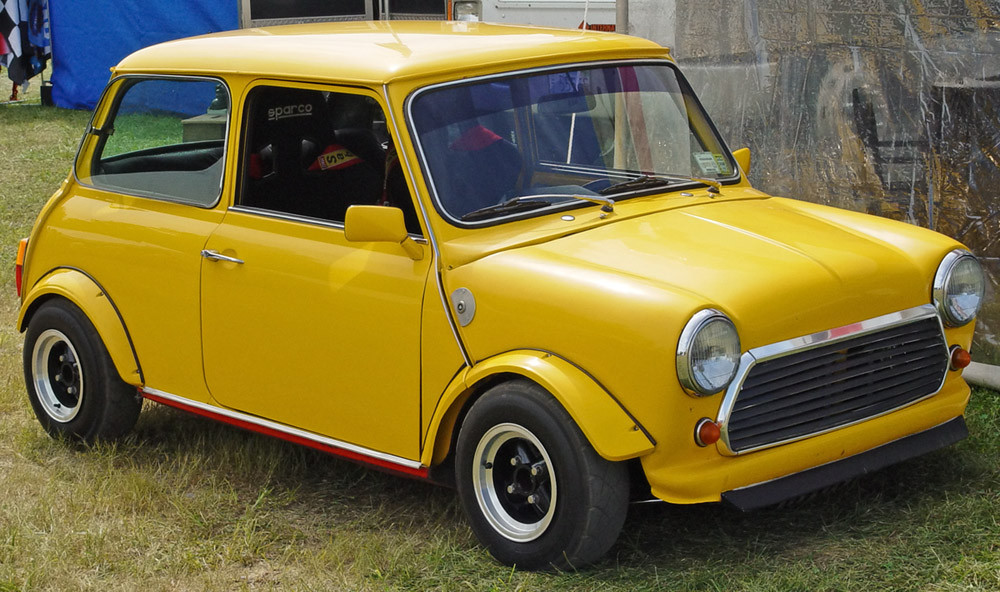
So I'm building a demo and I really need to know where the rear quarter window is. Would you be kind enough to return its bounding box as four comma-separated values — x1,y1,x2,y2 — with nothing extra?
77,77,229,207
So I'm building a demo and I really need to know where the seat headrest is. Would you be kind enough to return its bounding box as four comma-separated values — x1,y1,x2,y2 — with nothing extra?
252,87,328,134
327,93,377,129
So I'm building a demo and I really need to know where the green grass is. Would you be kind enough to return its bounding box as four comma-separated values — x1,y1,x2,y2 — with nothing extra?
100,113,185,158
1,102,999,591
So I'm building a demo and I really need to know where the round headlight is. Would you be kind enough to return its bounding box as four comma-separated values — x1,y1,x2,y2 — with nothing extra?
933,250,985,327
676,309,741,396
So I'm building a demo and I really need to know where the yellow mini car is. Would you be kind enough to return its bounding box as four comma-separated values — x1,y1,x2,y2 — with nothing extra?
14,21,987,569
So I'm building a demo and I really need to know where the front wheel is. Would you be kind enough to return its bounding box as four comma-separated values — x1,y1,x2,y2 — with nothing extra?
23,299,141,444
456,380,629,570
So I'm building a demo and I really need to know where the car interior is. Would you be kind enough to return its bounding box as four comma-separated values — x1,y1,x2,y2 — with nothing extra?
239,85,421,234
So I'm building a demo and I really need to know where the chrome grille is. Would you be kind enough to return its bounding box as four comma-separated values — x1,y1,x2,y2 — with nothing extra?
720,306,949,454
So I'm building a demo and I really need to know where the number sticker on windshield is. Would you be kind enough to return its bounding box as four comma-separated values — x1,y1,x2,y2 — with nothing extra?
712,154,731,176
693,152,720,175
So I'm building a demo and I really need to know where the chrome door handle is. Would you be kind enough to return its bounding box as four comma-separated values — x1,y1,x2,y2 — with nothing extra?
201,249,244,264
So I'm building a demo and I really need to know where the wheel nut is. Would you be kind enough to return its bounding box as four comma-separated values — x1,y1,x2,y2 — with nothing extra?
510,457,518,466
67,387,76,395
59,355,65,363
527,494,537,504
507,484,515,494
54,374,62,382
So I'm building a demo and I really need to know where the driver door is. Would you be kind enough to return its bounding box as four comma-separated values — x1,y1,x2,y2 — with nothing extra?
200,82,429,460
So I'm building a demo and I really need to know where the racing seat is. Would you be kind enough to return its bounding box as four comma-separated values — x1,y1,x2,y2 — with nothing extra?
327,92,386,174
242,87,382,222
242,87,332,215
442,124,523,218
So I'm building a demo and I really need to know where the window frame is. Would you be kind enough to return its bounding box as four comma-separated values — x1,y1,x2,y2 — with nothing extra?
231,79,426,239
74,74,231,209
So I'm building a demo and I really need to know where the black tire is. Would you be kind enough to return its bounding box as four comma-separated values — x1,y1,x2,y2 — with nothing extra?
455,379,629,570
23,299,141,444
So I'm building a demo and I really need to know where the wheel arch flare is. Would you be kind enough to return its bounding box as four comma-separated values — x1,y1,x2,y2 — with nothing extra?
422,349,656,467
18,268,143,386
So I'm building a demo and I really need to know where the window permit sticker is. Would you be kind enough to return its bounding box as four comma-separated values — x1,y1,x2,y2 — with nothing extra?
712,153,731,176
693,152,720,175
310,145,361,171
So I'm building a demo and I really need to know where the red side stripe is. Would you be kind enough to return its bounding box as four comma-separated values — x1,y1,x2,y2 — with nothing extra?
141,390,429,479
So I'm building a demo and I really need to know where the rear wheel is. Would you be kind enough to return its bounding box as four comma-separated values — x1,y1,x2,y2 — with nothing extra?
23,299,141,443
456,379,628,570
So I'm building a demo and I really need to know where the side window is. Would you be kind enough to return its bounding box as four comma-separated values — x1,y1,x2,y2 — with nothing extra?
79,77,228,206
238,84,421,234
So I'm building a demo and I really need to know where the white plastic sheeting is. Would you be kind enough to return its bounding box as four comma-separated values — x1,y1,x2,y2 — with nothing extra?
629,0,1000,363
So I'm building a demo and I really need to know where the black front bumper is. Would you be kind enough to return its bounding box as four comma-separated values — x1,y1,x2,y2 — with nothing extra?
721,416,968,512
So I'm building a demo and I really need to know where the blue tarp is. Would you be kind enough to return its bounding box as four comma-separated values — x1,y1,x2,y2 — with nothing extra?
49,1,237,110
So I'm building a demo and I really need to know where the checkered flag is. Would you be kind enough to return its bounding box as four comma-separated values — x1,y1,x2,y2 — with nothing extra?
0,0,24,68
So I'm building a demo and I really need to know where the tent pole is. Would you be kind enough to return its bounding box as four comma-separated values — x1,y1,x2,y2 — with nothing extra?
616,0,628,34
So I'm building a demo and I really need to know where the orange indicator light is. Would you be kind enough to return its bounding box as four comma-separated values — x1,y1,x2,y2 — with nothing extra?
950,346,971,370
15,238,27,298
695,418,721,447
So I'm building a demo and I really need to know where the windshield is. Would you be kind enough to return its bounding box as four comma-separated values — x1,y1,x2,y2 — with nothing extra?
409,61,737,224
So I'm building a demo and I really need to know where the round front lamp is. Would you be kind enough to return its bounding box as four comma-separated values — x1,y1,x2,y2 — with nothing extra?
676,309,741,396
933,250,985,327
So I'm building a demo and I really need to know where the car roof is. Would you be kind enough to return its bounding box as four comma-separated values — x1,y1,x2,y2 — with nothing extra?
113,20,670,85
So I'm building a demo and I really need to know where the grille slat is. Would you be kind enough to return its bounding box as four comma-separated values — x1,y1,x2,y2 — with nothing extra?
733,345,946,418
742,323,942,383
730,364,944,435
731,374,944,449
741,330,943,391
724,315,948,453
731,367,945,432
731,382,943,450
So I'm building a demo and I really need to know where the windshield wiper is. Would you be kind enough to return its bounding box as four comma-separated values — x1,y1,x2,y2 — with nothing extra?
460,196,554,221
599,174,723,196
598,175,671,195
460,192,616,222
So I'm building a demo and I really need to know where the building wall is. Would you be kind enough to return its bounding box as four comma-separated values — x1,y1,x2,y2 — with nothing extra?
630,0,1000,361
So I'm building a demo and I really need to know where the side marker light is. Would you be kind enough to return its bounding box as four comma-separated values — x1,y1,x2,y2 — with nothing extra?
695,418,721,447
15,238,27,298
949,346,971,371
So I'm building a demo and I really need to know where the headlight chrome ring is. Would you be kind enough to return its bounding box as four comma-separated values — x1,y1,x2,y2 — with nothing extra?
676,308,741,397
933,249,985,328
